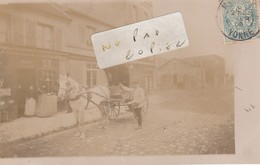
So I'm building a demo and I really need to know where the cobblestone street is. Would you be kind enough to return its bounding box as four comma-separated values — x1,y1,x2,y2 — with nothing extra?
0,87,234,157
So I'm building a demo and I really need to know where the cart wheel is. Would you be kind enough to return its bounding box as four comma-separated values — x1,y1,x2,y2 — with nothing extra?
109,103,120,120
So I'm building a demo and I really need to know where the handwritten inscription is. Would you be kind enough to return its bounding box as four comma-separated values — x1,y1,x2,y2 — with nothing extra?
236,86,256,112
101,28,186,60
102,40,120,51
244,104,255,112
235,86,243,91
92,12,189,69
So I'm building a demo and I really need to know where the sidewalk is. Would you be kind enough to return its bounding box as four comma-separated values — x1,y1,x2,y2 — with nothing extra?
0,92,165,144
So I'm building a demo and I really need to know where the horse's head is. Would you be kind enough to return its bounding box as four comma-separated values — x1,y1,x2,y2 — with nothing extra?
58,75,70,100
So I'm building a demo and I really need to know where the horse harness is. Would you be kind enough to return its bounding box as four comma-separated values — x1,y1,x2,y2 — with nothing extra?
68,89,105,110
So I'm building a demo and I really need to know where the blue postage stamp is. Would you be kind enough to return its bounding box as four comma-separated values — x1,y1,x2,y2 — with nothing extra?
220,0,259,42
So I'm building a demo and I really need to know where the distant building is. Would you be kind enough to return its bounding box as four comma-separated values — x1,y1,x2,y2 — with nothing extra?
184,55,226,87
157,55,226,89
157,58,205,89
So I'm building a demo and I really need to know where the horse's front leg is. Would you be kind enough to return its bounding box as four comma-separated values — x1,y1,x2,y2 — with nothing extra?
72,109,81,137
78,108,86,139
73,108,85,138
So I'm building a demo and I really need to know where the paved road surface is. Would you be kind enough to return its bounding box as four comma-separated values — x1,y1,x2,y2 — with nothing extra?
0,87,234,157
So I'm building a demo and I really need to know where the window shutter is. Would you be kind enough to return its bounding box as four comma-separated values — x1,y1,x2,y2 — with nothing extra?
27,19,36,47
55,27,62,51
79,23,85,44
12,16,24,45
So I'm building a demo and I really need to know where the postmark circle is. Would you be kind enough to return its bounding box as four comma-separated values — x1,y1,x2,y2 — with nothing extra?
217,0,260,41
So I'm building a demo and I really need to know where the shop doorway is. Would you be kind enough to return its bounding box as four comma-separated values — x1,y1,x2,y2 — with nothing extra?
16,68,36,117
17,68,36,89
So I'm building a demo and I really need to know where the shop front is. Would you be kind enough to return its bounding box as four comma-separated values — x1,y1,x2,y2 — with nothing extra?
0,53,16,123
0,46,60,122
15,56,59,118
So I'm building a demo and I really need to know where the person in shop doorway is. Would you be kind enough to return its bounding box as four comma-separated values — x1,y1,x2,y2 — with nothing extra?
119,81,145,130
24,85,37,117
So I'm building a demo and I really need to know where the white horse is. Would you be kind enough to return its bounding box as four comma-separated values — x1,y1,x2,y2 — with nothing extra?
58,74,110,139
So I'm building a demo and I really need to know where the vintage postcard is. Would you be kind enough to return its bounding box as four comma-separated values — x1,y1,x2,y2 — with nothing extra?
0,0,259,164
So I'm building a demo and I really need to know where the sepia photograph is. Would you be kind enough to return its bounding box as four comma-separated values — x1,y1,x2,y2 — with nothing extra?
0,0,235,157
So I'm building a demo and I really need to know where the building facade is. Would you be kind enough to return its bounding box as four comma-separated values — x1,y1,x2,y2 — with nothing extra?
184,55,226,87
0,1,155,120
158,58,205,89
157,55,226,89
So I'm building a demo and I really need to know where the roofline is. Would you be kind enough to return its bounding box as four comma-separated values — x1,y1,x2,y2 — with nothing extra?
3,3,73,23
67,8,115,29
158,54,225,69
158,57,197,69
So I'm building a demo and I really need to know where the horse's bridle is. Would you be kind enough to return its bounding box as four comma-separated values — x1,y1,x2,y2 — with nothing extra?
59,79,72,98
59,79,94,110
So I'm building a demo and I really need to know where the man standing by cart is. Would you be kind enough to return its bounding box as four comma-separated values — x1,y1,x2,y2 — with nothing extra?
119,82,145,130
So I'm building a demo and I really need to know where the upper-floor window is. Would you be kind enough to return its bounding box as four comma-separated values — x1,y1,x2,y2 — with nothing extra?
36,23,54,49
79,24,95,47
0,17,8,43
85,63,98,87
86,26,95,46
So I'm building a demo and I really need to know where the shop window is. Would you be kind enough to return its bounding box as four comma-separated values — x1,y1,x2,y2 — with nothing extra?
36,23,54,49
37,59,59,93
85,63,98,87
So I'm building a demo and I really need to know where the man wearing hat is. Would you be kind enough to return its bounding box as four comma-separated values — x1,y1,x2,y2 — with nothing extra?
119,81,145,130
